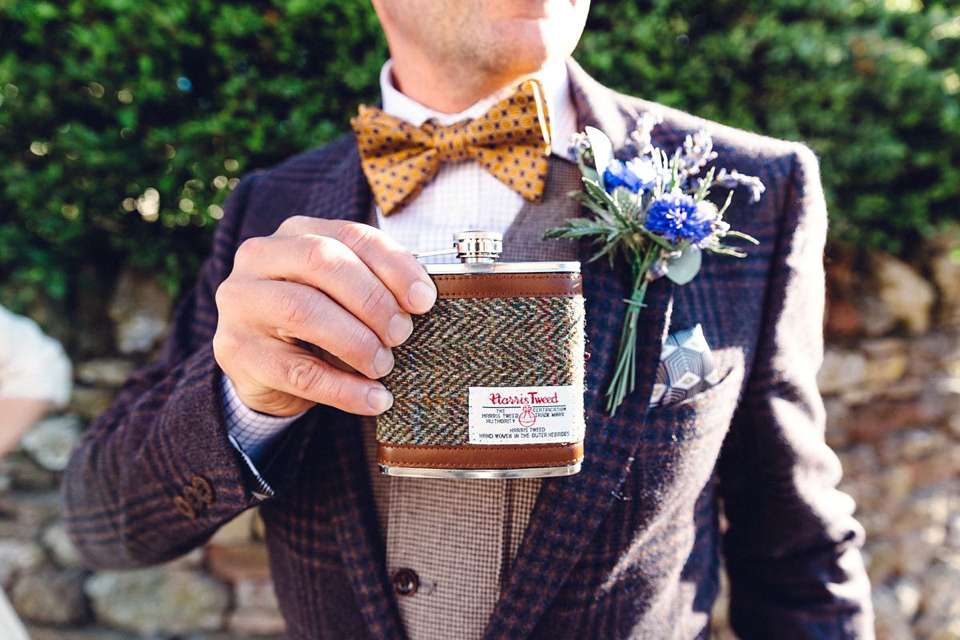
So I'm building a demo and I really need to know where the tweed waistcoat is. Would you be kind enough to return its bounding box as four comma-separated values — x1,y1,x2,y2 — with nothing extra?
364,157,583,640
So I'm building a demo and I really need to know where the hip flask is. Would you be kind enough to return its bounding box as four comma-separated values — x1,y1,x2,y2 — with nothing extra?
376,231,586,479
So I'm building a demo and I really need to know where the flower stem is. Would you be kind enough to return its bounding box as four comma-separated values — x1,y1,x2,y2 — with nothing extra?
605,249,657,415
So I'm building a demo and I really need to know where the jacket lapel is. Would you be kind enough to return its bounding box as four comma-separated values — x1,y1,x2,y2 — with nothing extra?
326,407,407,640
483,60,675,639
302,141,373,224
302,144,408,638
305,65,678,639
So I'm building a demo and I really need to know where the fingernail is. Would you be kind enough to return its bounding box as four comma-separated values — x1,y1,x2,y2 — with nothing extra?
374,347,394,377
387,313,414,345
368,387,393,413
408,280,437,313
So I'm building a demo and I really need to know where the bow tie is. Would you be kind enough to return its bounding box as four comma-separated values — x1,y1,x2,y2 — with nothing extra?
351,79,552,216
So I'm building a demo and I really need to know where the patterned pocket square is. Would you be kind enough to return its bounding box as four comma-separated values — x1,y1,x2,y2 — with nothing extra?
649,324,720,407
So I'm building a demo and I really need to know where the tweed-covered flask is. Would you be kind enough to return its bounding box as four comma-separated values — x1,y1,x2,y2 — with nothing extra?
377,231,586,478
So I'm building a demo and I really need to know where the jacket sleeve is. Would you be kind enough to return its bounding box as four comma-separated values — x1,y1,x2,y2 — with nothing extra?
718,145,874,638
61,174,275,569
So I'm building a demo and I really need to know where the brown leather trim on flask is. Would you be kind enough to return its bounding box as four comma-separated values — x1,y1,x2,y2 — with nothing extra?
378,441,584,469
433,272,582,299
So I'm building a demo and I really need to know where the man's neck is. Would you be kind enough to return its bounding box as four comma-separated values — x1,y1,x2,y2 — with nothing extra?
388,56,543,114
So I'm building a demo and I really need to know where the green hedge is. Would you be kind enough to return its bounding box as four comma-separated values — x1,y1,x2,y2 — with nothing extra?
1,0,957,311
0,0,388,310
581,0,959,254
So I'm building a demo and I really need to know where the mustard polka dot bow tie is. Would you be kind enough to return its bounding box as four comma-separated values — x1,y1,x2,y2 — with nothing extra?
351,79,552,216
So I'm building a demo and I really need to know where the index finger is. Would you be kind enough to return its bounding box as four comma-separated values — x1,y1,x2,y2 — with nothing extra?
276,217,437,315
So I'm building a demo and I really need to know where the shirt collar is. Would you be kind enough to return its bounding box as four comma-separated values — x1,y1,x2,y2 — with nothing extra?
378,59,576,160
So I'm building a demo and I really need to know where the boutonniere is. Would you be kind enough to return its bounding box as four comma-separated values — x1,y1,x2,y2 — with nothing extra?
545,114,765,415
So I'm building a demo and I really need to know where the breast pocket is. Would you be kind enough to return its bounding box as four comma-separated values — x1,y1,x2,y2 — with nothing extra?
643,366,742,444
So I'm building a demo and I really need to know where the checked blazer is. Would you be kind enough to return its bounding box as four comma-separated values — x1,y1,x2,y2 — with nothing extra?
62,61,873,639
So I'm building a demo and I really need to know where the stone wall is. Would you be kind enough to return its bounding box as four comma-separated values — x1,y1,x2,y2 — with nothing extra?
2,271,285,639
4,242,959,638
712,240,960,639
818,243,960,639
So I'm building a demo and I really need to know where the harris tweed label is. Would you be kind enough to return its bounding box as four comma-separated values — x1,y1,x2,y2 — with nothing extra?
468,385,583,445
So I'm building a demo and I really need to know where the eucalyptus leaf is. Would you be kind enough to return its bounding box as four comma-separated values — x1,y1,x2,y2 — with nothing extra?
585,126,613,190
666,246,702,284
577,158,600,185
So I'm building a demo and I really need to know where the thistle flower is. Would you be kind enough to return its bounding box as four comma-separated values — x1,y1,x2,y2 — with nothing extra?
568,132,591,159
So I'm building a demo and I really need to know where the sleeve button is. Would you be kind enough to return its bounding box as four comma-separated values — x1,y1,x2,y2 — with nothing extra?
188,475,214,507
174,495,196,519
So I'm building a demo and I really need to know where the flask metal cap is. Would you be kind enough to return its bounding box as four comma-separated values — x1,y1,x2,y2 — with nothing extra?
454,231,502,263
413,230,579,275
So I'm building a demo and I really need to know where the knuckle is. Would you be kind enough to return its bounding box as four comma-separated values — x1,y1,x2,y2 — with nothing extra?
301,235,341,273
280,354,360,412
234,236,265,265
214,278,240,309
335,222,375,254
340,324,376,359
330,376,354,408
358,285,393,319
277,215,311,234
285,358,327,397
276,288,316,329
212,329,242,363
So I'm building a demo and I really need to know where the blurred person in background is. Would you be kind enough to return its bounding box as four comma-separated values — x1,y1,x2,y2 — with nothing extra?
0,303,72,640
0,303,72,455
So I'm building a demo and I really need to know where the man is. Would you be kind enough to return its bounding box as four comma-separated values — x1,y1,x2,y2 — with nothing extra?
62,1,874,638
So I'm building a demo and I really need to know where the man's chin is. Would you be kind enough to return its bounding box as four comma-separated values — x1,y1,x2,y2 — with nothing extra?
492,17,582,68
474,35,559,81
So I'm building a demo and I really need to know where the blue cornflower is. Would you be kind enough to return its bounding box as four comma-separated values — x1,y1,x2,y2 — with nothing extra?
644,193,716,246
603,158,656,194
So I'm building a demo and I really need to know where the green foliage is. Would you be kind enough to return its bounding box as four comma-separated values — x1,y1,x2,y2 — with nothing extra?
579,0,960,254
0,0,387,308
1,0,957,309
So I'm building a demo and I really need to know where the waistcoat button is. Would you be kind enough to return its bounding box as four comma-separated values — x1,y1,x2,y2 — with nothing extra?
392,568,419,597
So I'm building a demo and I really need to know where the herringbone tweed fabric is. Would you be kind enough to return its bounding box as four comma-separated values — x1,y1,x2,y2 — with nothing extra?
378,295,585,445
62,60,873,640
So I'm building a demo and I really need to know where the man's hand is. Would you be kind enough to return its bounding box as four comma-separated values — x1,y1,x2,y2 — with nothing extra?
213,217,436,417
